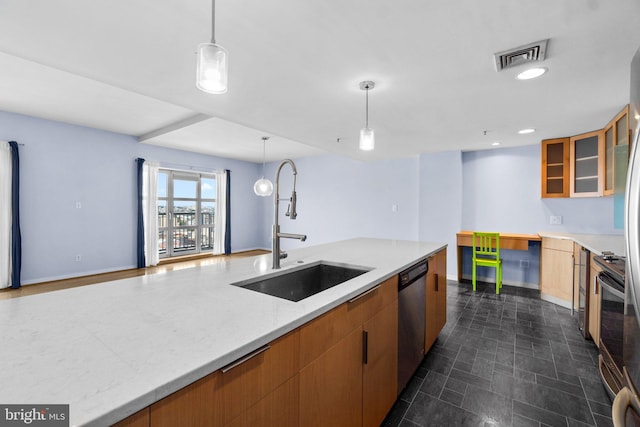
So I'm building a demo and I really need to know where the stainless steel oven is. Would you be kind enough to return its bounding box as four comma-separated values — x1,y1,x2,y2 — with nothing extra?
598,267,626,398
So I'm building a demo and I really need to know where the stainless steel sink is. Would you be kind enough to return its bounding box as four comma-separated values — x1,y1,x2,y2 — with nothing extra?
232,261,371,302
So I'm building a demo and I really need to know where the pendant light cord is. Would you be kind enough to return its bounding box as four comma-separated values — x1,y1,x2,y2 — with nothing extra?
211,0,216,44
365,87,369,128
262,139,266,177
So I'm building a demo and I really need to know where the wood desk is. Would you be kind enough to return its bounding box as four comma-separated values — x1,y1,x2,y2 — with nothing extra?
456,231,541,282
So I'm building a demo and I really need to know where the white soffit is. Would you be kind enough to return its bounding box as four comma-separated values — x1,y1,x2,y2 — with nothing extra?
140,117,327,163
0,51,195,136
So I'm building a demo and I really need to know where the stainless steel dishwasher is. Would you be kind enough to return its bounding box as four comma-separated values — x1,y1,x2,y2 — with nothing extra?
397,259,427,394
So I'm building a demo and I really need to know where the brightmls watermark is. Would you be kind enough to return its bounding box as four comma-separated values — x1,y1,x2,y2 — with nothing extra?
0,405,68,426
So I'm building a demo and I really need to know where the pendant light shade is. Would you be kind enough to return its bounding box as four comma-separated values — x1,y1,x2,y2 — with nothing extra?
254,137,273,196
196,0,228,94
196,43,228,94
359,81,375,151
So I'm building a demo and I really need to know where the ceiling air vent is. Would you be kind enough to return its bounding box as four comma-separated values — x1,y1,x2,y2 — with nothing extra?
494,39,549,72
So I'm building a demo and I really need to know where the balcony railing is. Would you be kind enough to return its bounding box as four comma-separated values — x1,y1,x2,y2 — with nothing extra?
158,212,215,254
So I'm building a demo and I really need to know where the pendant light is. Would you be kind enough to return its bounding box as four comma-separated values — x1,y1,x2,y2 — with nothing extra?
196,0,228,94
254,137,273,196
359,81,375,151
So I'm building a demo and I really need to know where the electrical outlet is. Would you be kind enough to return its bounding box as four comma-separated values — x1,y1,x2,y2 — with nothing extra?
520,260,530,268
75,255,82,262
76,202,82,209
391,204,398,212
550,215,562,225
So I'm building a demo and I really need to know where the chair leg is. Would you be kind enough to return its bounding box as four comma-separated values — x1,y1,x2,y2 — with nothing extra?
472,260,476,292
496,264,502,294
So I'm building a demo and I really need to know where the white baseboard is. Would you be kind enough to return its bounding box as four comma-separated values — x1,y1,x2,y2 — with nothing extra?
21,265,137,286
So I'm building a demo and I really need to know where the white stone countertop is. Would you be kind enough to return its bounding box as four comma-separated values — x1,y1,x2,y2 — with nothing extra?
537,231,625,257
0,238,445,427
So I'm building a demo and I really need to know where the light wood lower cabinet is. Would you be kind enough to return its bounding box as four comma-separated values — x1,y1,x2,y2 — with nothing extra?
589,256,603,345
299,275,398,427
540,238,574,306
425,249,447,353
299,327,363,427
363,300,398,427
148,330,298,427
115,274,405,427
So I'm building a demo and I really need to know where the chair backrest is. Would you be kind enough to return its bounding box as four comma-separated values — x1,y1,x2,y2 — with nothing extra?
472,232,500,259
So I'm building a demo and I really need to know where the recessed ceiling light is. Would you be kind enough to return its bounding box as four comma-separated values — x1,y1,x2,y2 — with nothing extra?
518,128,536,134
492,142,501,146
516,67,547,80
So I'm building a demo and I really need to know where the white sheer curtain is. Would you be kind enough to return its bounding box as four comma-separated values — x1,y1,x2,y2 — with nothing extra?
213,170,227,255
0,142,11,288
142,162,159,266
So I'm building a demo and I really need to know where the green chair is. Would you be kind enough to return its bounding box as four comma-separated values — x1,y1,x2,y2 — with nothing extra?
472,232,503,294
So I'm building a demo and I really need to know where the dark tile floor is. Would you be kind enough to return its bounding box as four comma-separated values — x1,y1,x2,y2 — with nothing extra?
383,280,613,427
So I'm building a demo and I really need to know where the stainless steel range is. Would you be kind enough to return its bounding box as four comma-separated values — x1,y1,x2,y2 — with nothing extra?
594,254,626,399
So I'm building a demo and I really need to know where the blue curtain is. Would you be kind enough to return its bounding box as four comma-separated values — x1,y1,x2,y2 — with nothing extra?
136,158,146,268
224,169,231,255
8,141,21,289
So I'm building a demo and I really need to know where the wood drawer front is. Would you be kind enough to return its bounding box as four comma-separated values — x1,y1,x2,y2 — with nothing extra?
542,237,574,252
361,276,398,322
150,371,224,427
299,299,362,368
222,330,299,424
225,375,299,427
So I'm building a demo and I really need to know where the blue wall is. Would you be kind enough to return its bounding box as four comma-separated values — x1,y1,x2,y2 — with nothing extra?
1,108,622,287
259,154,420,252
0,111,264,284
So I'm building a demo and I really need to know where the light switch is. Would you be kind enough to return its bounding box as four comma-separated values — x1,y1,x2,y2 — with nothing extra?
550,215,562,225
76,202,82,209
391,204,398,212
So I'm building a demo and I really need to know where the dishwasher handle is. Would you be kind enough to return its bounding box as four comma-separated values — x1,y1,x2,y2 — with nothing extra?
398,260,428,291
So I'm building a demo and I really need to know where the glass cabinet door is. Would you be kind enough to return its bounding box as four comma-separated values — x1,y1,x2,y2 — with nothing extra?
570,129,604,197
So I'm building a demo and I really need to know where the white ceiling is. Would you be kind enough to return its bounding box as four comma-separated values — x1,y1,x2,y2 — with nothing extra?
0,0,639,163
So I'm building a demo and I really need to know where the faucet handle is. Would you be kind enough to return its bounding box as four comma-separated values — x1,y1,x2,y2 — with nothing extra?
285,203,291,217
280,251,288,260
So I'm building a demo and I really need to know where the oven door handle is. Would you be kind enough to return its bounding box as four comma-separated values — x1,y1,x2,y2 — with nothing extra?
613,386,640,426
598,277,625,300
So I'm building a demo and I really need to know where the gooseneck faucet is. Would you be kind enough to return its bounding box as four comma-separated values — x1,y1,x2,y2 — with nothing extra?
273,159,307,269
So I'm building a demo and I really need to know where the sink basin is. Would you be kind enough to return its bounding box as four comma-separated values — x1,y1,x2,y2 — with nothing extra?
232,262,371,302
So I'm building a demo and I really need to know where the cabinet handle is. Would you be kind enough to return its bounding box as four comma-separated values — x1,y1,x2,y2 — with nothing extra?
435,273,439,292
593,274,598,295
348,285,380,304
221,344,270,373
362,330,369,365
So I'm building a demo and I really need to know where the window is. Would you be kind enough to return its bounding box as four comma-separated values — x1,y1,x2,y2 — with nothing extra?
157,170,216,258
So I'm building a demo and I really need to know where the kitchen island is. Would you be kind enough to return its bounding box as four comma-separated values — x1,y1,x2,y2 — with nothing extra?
0,238,446,426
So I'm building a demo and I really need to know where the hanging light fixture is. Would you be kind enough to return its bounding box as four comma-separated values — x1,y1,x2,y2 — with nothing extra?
254,137,273,196
359,81,375,151
196,0,228,94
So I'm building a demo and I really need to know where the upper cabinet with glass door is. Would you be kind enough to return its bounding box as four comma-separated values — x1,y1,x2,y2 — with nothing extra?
603,105,630,196
570,129,604,197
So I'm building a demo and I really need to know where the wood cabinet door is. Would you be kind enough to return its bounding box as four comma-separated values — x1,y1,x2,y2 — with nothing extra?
221,330,299,424
435,250,447,335
363,300,398,427
225,375,299,427
540,243,574,306
589,260,603,345
425,249,447,353
541,138,570,198
425,268,438,353
299,327,363,427
150,371,224,427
